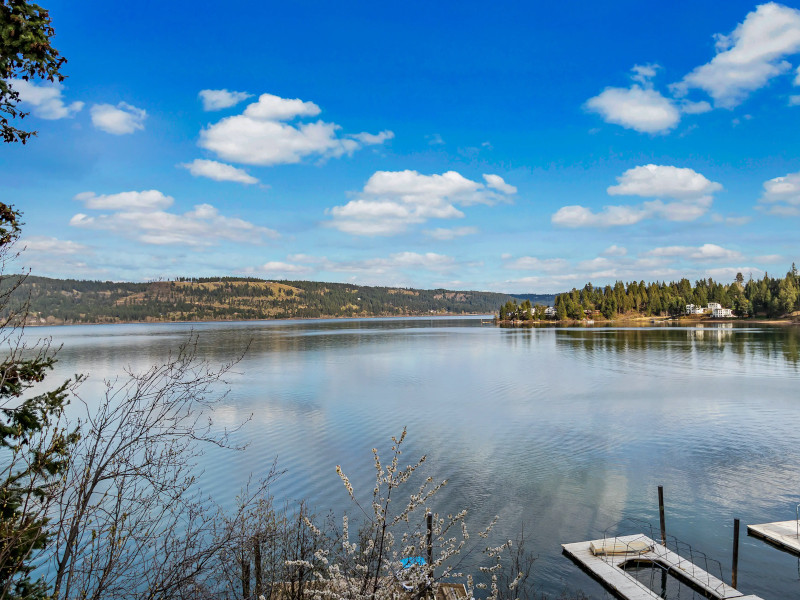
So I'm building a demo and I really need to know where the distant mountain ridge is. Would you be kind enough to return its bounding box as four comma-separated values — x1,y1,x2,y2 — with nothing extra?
5,275,544,325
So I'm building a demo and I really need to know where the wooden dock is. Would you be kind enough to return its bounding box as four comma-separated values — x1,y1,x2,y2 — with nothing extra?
747,520,800,555
562,534,763,600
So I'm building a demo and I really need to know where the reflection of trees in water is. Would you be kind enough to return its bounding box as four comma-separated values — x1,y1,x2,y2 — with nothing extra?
556,327,695,354
725,326,800,367
551,325,800,368
782,328,800,365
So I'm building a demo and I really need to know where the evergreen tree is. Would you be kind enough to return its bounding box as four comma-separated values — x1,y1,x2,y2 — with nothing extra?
0,204,78,599
1,0,68,143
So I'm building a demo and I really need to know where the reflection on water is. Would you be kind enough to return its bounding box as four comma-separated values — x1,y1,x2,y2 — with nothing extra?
28,319,800,599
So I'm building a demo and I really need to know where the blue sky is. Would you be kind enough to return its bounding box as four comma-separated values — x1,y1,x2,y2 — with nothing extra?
5,0,800,293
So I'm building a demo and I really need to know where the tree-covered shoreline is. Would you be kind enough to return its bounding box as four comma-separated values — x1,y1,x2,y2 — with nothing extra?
498,266,800,323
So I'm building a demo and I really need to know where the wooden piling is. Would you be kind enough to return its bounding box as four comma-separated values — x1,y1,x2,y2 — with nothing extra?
254,537,263,597
242,550,251,599
732,518,740,589
658,486,666,546
427,512,433,567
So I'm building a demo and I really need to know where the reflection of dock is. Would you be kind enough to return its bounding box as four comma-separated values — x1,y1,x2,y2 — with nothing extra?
748,520,800,555
562,534,762,600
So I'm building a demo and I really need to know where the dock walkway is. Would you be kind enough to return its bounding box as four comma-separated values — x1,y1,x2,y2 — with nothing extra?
562,534,762,600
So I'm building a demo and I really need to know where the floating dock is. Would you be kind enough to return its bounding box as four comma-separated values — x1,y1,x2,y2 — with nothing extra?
747,520,800,555
562,534,762,600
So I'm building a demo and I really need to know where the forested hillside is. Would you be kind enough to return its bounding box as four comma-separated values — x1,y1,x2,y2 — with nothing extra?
5,276,518,325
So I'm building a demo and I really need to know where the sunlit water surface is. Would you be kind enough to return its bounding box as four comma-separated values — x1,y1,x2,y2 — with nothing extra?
31,318,800,599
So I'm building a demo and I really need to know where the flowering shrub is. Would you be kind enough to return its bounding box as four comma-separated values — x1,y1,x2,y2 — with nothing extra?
297,428,515,600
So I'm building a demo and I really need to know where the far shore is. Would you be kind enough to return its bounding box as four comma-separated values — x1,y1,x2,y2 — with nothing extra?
497,314,800,326
22,312,800,329
23,312,495,328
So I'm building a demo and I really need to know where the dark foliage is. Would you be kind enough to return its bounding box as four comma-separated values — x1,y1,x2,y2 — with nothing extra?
0,204,78,600
0,0,67,143
502,268,800,321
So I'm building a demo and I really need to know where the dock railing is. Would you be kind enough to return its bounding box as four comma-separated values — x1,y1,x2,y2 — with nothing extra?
595,518,731,599
795,503,800,539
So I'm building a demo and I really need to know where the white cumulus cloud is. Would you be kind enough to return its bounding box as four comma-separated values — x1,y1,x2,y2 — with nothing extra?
348,131,395,145
602,245,628,256
90,102,147,134
504,256,570,272
758,170,800,215
553,197,715,228
483,174,517,194
23,236,88,255
630,63,659,85
553,164,720,227
17,236,98,278
675,2,800,107
74,190,174,210
328,170,516,236
424,226,478,240
679,100,713,114
585,69,681,134
645,244,743,261
327,252,458,278
551,204,649,228
198,89,252,110
242,252,460,286
198,92,392,166
71,190,278,246
11,79,83,119
607,164,723,199
250,261,314,276
180,159,259,185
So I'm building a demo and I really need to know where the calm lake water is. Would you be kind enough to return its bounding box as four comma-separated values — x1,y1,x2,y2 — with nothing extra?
31,317,800,599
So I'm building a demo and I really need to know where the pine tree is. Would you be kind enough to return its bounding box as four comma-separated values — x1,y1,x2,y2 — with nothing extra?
0,204,79,599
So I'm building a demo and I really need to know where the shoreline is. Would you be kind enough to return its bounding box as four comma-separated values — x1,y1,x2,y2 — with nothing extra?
23,312,494,328
497,315,799,326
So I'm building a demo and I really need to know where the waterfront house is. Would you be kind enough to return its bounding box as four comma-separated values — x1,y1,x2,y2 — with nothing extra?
712,307,733,318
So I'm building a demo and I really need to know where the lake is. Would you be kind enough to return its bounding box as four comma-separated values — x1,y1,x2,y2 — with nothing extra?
31,317,800,599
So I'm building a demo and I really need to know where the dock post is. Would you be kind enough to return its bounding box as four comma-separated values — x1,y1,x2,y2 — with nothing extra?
254,536,262,597
658,485,666,546
427,512,433,567
242,549,250,599
732,518,740,589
